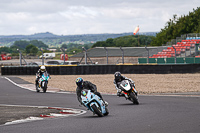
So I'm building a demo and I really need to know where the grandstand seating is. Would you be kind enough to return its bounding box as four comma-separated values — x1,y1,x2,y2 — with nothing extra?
150,37,200,58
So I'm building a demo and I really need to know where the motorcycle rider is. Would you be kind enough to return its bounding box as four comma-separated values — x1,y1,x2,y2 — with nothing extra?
113,71,137,96
76,77,108,106
35,65,49,87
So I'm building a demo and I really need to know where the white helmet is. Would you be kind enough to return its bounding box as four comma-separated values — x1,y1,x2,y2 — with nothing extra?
40,65,46,72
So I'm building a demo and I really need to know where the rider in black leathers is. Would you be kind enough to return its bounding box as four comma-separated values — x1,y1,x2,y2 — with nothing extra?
76,77,108,106
113,71,137,96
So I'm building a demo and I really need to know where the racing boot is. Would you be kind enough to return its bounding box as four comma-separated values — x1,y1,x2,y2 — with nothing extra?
117,92,123,97
101,99,108,107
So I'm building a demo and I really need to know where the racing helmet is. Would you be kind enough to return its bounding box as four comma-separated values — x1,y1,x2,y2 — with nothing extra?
76,77,83,88
114,71,122,81
40,65,46,72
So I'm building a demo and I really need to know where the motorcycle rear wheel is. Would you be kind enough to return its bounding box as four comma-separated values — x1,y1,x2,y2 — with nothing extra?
129,92,139,105
91,104,104,117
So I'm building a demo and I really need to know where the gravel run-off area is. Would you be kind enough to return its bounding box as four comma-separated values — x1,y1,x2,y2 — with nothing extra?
19,73,200,94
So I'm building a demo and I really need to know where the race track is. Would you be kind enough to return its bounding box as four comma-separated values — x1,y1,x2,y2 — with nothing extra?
0,76,200,133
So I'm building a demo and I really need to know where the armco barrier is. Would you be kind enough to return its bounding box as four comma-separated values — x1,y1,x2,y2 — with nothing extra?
1,64,200,75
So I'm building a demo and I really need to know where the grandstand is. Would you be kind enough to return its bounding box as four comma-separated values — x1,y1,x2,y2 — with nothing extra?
151,37,200,58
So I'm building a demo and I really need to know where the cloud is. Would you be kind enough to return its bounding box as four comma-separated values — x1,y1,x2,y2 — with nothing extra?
0,0,199,35
59,6,100,20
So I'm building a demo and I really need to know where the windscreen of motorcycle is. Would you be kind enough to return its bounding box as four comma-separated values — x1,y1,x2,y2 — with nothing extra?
81,89,88,97
42,72,49,80
120,80,131,91
43,72,48,77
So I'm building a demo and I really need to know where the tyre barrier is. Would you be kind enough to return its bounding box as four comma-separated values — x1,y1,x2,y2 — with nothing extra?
1,64,200,75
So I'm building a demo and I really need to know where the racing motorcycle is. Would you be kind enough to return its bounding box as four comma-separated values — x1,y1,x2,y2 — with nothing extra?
36,72,49,93
81,89,109,117
118,80,139,104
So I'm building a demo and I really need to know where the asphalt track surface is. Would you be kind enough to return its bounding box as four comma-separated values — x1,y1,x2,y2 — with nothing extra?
0,76,200,133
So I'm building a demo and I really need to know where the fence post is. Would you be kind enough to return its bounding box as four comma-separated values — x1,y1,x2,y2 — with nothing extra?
104,47,108,64
120,47,124,64
61,48,66,64
145,46,149,64
17,49,27,66
82,47,87,64
40,49,44,65
172,46,177,64
17,49,22,66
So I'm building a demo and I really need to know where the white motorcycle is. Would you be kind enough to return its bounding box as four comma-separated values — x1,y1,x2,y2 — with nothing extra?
118,80,139,104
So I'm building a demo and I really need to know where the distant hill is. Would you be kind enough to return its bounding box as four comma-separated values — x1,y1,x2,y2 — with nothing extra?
0,32,157,47
0,32,58,39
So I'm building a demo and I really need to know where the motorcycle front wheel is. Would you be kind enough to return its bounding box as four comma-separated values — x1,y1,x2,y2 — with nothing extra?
91,104,104,117
36,84,40,92
42,82,47,93
129,92,139,105
104,107,109,116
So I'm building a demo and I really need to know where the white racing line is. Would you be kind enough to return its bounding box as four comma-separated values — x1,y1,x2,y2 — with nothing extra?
4,76,75,94
1,77,87,125
4,77,35,92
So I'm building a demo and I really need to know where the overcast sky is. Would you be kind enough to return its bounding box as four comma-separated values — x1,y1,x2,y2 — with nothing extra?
0,0,199,35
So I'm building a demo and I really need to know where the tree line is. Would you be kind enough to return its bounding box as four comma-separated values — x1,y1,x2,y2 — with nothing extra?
91,35,155,48
151,7,200,46
0,40,48,56
0,39,93,57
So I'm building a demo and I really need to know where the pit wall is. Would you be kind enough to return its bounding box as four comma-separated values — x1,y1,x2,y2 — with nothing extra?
1,64,200,75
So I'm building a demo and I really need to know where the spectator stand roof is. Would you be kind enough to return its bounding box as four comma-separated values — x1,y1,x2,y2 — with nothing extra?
71,46,169,58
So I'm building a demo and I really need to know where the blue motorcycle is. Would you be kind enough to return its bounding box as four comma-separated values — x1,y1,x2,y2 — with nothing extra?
81,89,109,117
36,72,49,93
